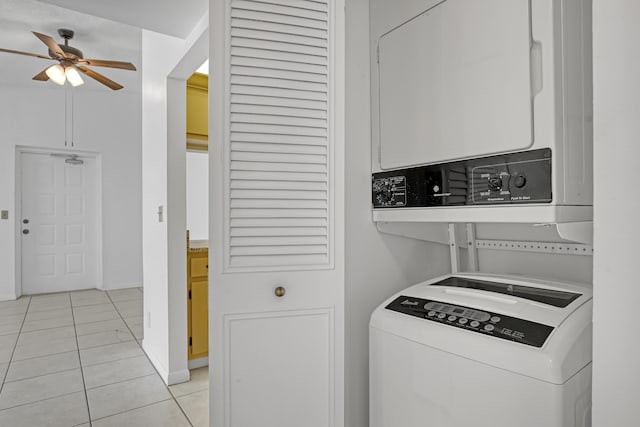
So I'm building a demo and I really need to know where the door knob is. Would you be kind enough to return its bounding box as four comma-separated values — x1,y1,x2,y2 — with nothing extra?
22,229,29,235
274,286,286,297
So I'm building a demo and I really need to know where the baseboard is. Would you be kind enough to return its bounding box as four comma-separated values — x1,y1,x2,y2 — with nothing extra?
101,282,143,291
188,357,209,370
141,340,191,386
0,292,18,302
167,368,191,385
142,340,169,384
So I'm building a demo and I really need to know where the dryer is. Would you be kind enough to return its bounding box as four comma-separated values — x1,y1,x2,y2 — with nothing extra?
370,0,593,224
370,273,592,427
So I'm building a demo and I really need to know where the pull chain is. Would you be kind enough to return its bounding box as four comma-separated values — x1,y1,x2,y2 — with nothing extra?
64,85,68,147
71,87,74,147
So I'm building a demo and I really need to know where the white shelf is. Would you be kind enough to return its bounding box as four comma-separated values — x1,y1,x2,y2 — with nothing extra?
372,205,592,225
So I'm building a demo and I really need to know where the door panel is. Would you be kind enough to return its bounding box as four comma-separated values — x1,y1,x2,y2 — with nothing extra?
226,309,333,427
21,152,98,294
210,0,345,426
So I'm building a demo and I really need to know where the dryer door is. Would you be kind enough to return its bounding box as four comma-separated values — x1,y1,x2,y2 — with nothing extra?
378,0,533,169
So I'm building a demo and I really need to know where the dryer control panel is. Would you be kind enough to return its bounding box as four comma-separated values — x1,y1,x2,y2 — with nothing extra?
385,295,554,348
372,149,551,208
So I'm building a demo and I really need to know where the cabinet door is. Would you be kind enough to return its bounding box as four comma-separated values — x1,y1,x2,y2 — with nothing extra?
191,256,208,278
191,279,209,357
186,74,209,141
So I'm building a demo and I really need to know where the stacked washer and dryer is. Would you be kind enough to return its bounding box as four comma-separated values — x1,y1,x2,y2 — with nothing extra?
369,0,593,426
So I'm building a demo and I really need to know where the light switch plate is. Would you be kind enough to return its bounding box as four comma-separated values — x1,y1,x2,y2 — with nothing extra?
0,210,8,220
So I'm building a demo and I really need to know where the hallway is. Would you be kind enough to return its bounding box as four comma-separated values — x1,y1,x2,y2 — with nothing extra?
0,288,208,426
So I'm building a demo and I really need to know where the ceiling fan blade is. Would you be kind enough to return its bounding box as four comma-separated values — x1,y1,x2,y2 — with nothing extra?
76,65,123,90
33,68,50,81
32,31,67,59
78,59,136,71
0,47,53,60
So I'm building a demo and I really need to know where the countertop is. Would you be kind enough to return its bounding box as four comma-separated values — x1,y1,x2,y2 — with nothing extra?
188,240,208,253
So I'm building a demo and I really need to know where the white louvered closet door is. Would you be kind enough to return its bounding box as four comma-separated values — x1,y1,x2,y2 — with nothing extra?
210,0,345,426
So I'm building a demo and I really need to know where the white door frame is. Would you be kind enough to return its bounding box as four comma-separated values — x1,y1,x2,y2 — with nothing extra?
15,146,103,296
164,28,209,382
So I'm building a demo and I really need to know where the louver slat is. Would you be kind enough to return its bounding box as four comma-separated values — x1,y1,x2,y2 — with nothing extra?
228,0,330,269
231,132,326,145
231,161,326,173
231,28,328,49
231,10,327,31
230,218,327,228
233,0,328,20
231,143,327,156
231,20,327,42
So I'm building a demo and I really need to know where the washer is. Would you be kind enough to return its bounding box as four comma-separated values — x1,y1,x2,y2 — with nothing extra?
370,273,592,427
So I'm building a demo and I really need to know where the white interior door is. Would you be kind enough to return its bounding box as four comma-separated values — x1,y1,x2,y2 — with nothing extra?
210,0,345,426
20,152,98,294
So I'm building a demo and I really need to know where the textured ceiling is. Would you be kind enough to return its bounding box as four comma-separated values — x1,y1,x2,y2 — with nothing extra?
37,0,208,39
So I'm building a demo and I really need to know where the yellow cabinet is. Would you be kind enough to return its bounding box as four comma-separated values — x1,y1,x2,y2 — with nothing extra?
187,249,208,360
186,72,208,150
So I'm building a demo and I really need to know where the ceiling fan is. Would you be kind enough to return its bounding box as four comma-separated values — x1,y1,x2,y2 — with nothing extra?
0,28,136,90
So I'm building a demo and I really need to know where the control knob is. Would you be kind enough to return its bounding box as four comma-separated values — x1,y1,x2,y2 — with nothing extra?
375,182,392,204
488,177,503,192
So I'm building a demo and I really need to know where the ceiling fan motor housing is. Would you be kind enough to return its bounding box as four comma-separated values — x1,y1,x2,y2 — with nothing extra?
52,45,83,60
52,28,83,60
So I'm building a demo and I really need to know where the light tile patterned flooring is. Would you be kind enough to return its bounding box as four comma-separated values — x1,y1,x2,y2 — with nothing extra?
0,288,209,426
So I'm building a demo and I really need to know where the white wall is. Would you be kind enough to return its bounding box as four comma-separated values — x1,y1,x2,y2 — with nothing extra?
140,15,208,385
186,151,209,241
0,62,143,301
344,1,451,426
475,224,592,284
141,29,187,384
592,1,640,424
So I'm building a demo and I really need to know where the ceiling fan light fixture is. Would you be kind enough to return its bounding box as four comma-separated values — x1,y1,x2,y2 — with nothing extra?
45,64,65,85
65,66,84,87
2,29,136,90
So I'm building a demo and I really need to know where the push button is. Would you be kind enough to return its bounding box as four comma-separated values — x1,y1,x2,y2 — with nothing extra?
484,324,495,332
437,313,446,319
448,315,457,322
459,318,468,325
427,311,436,317
490,316,501,323
470,320,480,328
513,174,527,188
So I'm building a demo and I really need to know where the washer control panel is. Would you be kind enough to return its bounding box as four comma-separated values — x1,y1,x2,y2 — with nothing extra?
372,148,551,208
385,296,554,348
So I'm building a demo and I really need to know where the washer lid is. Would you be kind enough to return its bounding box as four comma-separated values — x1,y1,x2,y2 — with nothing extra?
370,273,593,384
433,276,581,308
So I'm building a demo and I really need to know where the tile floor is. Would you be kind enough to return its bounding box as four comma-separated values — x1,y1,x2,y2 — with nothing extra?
0,288,209,426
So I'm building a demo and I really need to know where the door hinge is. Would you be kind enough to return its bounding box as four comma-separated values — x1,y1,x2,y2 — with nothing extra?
189,336,192,346
189,290,191,299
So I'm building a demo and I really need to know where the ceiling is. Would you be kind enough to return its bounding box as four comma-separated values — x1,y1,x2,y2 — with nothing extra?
37,0,208,39
0,0,207,90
